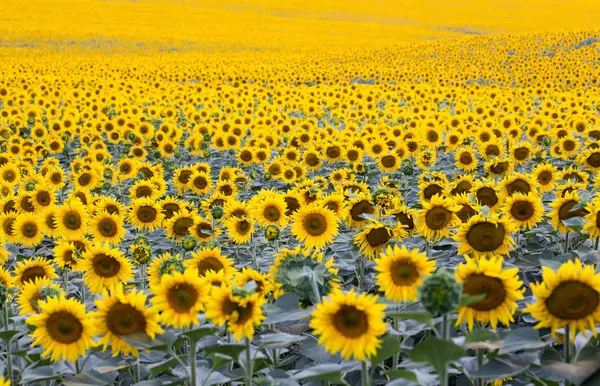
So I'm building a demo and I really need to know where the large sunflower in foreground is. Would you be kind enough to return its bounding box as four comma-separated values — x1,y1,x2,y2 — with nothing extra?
416,194,461,241
152,269,210,328
291,205,339,250
354,221,406,259
310,289,386,361
205,286,266,341
27,294,96,362
374,245,435,303
455,214,516,259
78,245,134,294
12,212,44,246
455,257,524,330
526,259,600,338
502,192,544,230
94,287,163,357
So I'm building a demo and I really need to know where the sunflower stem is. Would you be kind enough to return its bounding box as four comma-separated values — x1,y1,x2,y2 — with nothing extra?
310,274,322,304
189,339,197,386
361,360,371,386
357,258,366,291
440,314,450,386
3,304,13,385
564,325,573,386
244,338,253,385
564,231,570,253
595,236,599,250
63,268,69,294
425,240,430,258
476,349,484,386
392,317,400,370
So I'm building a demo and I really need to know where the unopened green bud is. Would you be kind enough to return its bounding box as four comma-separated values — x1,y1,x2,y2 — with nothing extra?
182,235,198,252
264,225,280,241
418,269,462,317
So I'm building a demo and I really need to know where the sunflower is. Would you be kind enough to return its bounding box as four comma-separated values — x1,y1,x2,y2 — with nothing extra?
558,135,580,159
472,179,504,211
485,157,513,178
94,287,163,357
94,196,125,217
234,268,273,298
153,267,209,327
455,147,478,171
416,194,461,241
455,214,516,259
53,240,79,269
549,191,588,234
17,277,63,315
319,193,345,217
12,213,44,246
79,244,134,294
526,259,600,338
510,141,533,165
354,221,407,259
502,172,537,197
224,216,254,244
146,252,185,288
251,195,288,228
205,285,266,341
89,211,126,245
127,198,165,231
344,193,375,228
27,294,95,362
584,197,600,240
455,257,524,330
419,179,447,203
13,257,58,288
532,163,559,193
502,192,544,230
377,153,400,172
310,289,386,360
453,193,480,223
160,196,189,220
186,247,236,278
31,185,56,212
164,210,197,240
388,202,416,235
56,200,89,239
189,170,213,195
39,204,60,238
374,245,435,303
291,205,339,250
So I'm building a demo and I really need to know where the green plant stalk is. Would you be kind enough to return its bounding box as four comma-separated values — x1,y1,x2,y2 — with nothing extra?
440,314,450,386
190,340,197,386
3,305,13,385
565,231,570,253
357,258,366,291
392,317,400,370
361,360,370,386
564,325,572,386
476,349,484,386
63,268,69,294
310,275,322,304
595,236,599,250
245,338,253,385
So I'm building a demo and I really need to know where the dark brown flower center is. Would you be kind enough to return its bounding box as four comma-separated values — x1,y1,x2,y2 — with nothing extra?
63,210,82,230
425,206,451,230
173,217,193,237
350,200,374,222
167,283,199,313
303,213,327,236
136,206,157,223
389,260,419,286
511,201,534,221
98,217,118,237
476,187,499,208
333,305,369,338
366,227,392,247
46,311,84,344
462,274,506,311
507,179,530,196
465,222,506,252
197,256,224,276
106,303,147,336
21,266,47,284
546,281,599,320
93,254,121,278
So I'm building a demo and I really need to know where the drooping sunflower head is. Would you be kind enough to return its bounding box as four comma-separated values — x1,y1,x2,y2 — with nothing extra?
455,214,517,259
549,190,588,234
374,244,435,303
354,221,406,259
456,257,524,330
344,193,375,228
187,247,236,279
309,289,387,361
526,259,600,338
13,257,58,288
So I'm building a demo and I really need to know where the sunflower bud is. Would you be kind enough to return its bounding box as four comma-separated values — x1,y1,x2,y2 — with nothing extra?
205,240,220,250
101,182,111,191
202,150,210,158
39,285,62,302
153,151,161,159
418,269,462,317
182,235,198,252
128,133,137,142
210,206,224,220
135,234,150,246
0,283,7,305
264,172,272,181
25,181,37,192
264,225,280,241
250,170,257,180
103,169,113,180
158,257,185,277
542,136,552,147
132,244,152,265
203,133,212,142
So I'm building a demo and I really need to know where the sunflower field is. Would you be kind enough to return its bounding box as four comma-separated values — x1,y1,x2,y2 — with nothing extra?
2,1,600,386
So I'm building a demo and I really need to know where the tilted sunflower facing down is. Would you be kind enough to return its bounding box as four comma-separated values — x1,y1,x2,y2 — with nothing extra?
27,294,96,363
416,194,461,242
455,213,517,260
374,245,435,303
152,268,210,328
455,257,524,330
526,259,600,339
205,285,266,341
354,221,407,259
291,204,339,251
310,289,386,361
94,287,163,357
